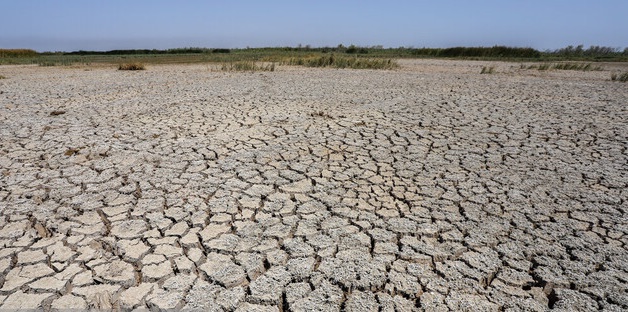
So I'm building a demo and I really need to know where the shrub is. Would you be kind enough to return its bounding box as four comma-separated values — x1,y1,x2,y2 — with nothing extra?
345,45,368,54
118,63,146,70
0,49,38,57
480,66,495,74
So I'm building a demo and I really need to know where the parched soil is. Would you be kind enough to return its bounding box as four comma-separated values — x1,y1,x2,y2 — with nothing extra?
0,60,626,311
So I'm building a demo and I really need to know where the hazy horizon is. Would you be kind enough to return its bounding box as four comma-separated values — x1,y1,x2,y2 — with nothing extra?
1,0,626,52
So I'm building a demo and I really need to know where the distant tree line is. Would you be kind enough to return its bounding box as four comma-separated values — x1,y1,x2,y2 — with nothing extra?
409,46,541,58
62,47,223,55
549,45,628,57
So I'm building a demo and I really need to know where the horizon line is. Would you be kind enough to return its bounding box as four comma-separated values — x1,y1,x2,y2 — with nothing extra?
3,44,627,54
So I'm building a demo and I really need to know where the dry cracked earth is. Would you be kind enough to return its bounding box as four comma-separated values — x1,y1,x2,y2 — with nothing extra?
0,60,626,311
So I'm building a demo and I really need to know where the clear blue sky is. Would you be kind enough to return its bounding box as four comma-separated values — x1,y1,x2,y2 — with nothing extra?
1,0,626,52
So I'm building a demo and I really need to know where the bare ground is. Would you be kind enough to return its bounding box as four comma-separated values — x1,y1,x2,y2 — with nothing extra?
0,60,626,311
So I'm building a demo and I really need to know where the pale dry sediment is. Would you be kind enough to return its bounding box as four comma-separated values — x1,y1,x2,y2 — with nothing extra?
0,60,626,311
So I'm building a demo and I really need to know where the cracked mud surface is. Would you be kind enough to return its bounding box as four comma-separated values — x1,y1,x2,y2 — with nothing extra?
0,60,626,311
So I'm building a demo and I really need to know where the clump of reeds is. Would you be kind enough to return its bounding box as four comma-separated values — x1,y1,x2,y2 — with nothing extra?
526,62,602,71
551,63,602,71
220,61,275,72
526,63,550,70
118,63,146,70
611,72,628,82
282,55,398,70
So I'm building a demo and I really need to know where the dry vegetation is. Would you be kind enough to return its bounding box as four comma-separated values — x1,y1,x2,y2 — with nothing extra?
611,72,628,82
118,63,146,70
480,66,495,74
219,61,275,72
282,55,398,69
0,49,38,57
523,62,603,71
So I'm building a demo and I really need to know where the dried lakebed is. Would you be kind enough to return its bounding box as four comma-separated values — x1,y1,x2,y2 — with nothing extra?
0,60,626,311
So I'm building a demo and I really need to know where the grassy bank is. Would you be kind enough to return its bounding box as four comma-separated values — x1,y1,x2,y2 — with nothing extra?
1,45,626,67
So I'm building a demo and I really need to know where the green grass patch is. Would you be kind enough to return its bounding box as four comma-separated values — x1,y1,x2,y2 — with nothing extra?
118,63,146,70
37,57,82,67
282,55,398,69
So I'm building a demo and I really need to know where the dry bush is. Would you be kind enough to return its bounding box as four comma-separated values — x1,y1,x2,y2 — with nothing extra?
480,66,495,74
0,49,37,57
611,72,628,82
118,63,146,70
